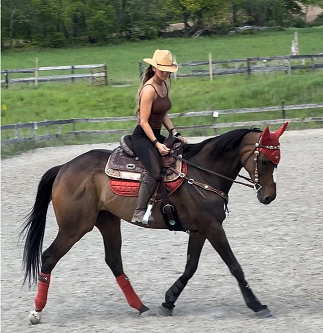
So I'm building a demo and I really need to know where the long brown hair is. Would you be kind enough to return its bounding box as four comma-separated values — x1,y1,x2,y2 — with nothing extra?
134,65,171,118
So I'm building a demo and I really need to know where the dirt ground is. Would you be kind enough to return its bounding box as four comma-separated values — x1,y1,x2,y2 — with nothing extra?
1,128,323,333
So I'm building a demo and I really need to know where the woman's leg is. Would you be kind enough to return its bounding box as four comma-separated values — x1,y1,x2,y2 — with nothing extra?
131,131,162,223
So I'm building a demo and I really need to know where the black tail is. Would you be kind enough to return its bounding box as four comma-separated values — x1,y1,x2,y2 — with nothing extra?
20,165,62,288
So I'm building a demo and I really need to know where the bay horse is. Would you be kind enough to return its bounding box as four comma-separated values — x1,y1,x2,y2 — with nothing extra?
21,122,288,324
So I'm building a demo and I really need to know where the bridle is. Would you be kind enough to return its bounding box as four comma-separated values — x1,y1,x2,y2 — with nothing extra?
239,136,280,193
169,134,281,196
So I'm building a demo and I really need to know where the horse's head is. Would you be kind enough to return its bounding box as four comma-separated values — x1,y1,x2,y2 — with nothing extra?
241,122,288,205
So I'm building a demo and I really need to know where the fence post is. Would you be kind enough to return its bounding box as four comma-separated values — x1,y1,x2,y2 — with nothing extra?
281,100,285,120
4,70,9,89
71,65,75,84
209,53,213,81
58,125,62,136
14,124,19,139
174,56,177,81
35,57,38,87
104,64,108,85
311,56,315,72
247,58,251,77
45,120,49,136
72,119,76,132
32,121,38,138
294,32,299,55
288,56,291,75
212,106,218,134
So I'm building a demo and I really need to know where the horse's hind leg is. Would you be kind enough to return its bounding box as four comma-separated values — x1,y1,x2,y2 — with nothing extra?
29,205,98,325
29,226,93,324
206,222,272,318
161,232,206,315
95,211,149,315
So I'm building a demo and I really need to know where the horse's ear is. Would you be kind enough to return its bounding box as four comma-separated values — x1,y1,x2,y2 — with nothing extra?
275,122,289,138
261,126,271,144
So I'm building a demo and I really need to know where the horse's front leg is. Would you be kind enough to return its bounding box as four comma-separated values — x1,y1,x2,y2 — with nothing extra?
161,231,206,315
206,221,272,318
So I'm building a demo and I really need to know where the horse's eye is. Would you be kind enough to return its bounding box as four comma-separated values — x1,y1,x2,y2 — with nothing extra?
261,160,268,166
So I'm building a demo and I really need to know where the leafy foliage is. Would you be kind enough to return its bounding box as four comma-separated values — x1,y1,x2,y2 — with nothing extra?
2,0,321,47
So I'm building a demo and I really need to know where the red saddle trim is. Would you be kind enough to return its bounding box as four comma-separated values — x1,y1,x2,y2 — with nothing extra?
110,163,187,197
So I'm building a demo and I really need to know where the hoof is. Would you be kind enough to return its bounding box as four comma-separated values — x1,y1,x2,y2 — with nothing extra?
139,304,150,317
159,305,174,316
255,307,273,318
29,310,42,324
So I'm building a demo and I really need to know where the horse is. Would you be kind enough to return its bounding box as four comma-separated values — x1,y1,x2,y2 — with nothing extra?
21,122,288,324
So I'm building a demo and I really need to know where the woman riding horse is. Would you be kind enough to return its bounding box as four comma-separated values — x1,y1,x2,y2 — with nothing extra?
131,49,187,223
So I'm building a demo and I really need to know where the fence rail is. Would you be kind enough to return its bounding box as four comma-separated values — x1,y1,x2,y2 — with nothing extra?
2,102,322,146
1,63,108,88
139,54,323,79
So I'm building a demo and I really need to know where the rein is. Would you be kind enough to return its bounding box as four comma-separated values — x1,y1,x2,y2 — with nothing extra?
170,137,281,194
169,152,254,189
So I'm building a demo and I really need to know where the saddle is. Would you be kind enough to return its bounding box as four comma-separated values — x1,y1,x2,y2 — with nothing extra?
105,134,185,195
105,134,186,231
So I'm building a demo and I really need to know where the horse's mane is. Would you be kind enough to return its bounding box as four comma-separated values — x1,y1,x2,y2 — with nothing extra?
183,128,262,159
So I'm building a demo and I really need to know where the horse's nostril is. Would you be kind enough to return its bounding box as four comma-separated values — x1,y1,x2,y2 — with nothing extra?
264,196,273,204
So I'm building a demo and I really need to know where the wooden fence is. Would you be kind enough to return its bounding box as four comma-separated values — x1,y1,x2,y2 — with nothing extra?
1,63,108,88
139,54,323,79
2,102,322,146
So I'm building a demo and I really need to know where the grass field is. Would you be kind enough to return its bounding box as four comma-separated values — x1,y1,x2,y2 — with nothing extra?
1,27,323,157
2,27,323,82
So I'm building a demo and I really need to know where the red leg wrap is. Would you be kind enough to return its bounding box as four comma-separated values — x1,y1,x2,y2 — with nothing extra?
34,272,51,311
116,274,143,311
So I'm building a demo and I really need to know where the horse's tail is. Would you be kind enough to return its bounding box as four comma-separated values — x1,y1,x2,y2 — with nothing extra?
20,165,62,288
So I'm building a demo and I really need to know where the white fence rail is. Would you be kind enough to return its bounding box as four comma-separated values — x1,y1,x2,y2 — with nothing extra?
1,64,108,88
139,54,323,79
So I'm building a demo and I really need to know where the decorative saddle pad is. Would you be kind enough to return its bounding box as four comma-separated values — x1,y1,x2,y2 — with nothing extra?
105,148,183,183
105,139,186,197
109,162,187,197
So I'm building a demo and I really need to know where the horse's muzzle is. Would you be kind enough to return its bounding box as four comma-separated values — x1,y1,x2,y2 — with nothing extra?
257,191,276,205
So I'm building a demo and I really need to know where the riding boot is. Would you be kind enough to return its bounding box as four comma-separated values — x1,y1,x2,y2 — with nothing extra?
131,174,158,224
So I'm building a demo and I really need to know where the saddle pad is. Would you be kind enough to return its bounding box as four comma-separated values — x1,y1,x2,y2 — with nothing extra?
106,155,183,183
110,163,187,197
108,147,144,173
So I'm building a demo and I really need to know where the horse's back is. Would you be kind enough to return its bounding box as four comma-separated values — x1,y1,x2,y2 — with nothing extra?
57,149,111,174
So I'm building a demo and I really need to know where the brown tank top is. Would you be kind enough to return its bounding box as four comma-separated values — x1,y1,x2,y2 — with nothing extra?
139,82,171,129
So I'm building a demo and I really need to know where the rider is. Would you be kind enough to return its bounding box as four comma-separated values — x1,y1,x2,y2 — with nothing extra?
131,49,187,224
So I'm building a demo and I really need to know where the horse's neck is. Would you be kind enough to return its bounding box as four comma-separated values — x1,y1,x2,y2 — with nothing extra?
195,138,242,180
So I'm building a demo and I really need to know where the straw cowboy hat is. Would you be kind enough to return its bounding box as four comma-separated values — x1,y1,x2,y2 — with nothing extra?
143,50,178,72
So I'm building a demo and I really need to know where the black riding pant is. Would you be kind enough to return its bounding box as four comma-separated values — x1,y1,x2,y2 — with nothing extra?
132,125,165,181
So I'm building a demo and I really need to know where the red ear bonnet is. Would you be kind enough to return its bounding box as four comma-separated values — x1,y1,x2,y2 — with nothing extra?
259,122,288,164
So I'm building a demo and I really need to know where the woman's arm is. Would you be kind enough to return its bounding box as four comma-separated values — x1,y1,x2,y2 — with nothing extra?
139,86,157,142
139,86,170,154
163,114,188,143
162,114,176,134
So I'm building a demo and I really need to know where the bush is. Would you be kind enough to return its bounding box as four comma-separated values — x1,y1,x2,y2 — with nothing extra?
290,16,306,28
310,13,323,27
33,32,66,48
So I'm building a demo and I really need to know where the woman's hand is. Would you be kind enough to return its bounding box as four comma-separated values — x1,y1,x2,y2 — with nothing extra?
156,142,170,156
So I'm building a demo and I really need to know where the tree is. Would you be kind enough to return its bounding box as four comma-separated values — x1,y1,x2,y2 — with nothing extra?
1,0,34,46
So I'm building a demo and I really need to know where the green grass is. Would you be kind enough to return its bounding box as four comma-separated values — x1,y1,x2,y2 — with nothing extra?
2,27,323,82
2,71,322,125
1,27,323,158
